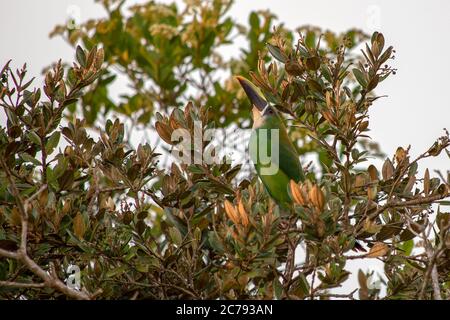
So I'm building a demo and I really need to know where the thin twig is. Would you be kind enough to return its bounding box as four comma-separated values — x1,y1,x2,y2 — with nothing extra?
0,281,45,289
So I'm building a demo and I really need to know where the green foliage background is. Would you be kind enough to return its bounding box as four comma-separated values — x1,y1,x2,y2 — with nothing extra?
0,0,449,300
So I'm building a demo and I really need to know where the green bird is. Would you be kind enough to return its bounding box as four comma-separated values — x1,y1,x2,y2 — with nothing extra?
236,76,304,207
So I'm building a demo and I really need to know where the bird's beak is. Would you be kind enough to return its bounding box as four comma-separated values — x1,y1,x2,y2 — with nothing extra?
235,76,267,112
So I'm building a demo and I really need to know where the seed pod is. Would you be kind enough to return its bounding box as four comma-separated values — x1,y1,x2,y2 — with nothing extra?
224,200,240,225
305,56,320,71
315,218,325,238
358,120,369,132
237,198,249,228
382,158,394,180
285,60,304,77
290,180,305,205
395,147,407,164
62,199,71,215
304,98,317,114
424,168,430,195
64,146,73,157
309,185,325,211
301,183,311,204
368,165,378,181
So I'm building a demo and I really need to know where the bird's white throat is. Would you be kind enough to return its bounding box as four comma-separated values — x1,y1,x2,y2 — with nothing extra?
252,105,267,129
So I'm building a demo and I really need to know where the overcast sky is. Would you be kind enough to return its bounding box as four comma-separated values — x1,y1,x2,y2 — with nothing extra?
1,0,449,297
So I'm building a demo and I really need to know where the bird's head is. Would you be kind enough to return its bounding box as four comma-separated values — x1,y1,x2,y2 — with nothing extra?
235,76,279,128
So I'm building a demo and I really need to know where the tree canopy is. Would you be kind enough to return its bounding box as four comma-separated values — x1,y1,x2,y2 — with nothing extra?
0,0,449,300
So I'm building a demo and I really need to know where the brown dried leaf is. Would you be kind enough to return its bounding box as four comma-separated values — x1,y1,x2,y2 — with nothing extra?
358,269,369,300
382,158,394,180
9,207,21,226
224,200,240,225
358,120,369,132
424,168,430,195
367,242,389,258
73,212,86,239
155,121,173,145
367,185,377,200
354,174,367,189
368,165,378,181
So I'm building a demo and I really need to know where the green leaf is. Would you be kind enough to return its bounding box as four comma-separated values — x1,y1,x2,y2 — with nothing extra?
267,43,287,63
45,131,61,154
305,31,316,49
169,227,183,246
296,273,310,295
164,208,188,236
76,45,86,68
399,239,414,256
321,65,332,83
187,165,204,174
135,260,149,273
408,162,418,177
351,148,360,161
27,130,41,146
305,56,321,71
207,231,224,253
249,12,260,30
366,74,379,91
106,265,127,278
352,68,367,88
273,276,283,299
378,46,393,65
20,153,41,166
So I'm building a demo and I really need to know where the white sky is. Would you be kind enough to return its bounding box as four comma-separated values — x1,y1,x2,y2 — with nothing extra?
1,0,449,298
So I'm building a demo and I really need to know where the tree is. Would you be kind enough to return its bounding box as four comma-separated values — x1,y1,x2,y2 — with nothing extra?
0,0,449,300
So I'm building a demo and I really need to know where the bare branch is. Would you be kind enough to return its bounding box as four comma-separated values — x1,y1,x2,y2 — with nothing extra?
0,281,45,289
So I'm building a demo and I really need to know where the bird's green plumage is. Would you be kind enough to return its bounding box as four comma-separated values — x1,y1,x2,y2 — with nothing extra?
237,76,304,207
249,108,304,207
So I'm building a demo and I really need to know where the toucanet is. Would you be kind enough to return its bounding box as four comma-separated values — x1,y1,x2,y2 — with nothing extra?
236,76,304,207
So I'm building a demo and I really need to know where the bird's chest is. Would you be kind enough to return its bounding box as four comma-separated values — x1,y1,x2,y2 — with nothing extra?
249,126,279,167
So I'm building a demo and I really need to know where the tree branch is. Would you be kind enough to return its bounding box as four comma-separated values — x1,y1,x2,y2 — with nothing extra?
0,281,45,289
0,158,91,300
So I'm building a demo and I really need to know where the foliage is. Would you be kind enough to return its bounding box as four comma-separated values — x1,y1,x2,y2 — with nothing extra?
0,0,449,300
